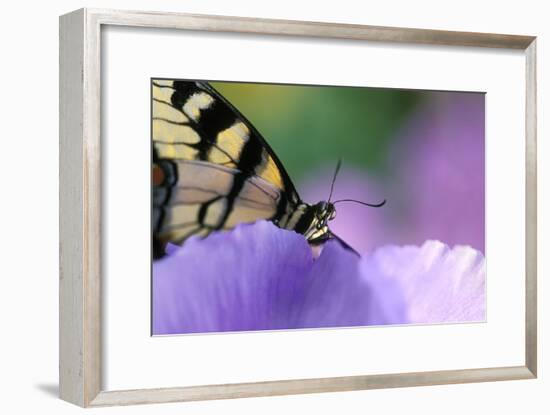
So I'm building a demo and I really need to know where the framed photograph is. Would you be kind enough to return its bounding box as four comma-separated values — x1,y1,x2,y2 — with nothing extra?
59,8,537,407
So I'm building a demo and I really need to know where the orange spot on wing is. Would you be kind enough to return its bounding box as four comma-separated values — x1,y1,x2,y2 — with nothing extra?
153,164,165,186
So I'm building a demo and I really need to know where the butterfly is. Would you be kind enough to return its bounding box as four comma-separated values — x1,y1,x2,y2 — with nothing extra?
152,79,385,259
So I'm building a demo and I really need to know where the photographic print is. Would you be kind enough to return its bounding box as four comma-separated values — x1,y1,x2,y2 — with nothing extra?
152,79,485,335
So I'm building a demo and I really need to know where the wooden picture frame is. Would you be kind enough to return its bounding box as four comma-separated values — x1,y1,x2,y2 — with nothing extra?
59,8,537,407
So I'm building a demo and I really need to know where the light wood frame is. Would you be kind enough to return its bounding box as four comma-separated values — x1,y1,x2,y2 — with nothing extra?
59,8,538,407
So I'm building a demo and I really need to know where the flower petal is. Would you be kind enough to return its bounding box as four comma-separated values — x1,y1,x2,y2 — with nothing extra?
361,240,486,324
153,221,312,334
153,221,406,334
296,241,407,328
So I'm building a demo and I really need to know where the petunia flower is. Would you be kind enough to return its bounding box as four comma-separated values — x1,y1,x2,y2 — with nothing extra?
152,221,486,335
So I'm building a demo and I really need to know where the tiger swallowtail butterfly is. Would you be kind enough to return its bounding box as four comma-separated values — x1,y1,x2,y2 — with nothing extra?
152,79,383,259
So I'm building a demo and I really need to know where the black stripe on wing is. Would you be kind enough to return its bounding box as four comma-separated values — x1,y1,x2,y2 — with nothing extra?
197,81,300,199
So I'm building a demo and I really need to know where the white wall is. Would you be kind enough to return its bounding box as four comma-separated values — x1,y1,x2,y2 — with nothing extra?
0,0,546,413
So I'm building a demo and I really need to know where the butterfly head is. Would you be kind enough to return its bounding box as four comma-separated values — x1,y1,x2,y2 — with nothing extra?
300,201,335,244
314,201,337,227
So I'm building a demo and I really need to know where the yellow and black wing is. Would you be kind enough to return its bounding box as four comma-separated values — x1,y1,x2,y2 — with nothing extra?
152,79,302,258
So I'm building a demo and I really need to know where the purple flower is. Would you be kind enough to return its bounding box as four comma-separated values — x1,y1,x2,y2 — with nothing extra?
153,221,485,335
153,221,405,334
363,241,486,324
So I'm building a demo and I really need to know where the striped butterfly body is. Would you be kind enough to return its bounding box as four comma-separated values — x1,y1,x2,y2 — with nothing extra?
153,79,345,259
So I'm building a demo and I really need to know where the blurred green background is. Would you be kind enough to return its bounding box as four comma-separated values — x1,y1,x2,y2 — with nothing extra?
211,81,425,181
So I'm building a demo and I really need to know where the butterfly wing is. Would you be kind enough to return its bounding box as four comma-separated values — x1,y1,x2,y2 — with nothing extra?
152,79,302,257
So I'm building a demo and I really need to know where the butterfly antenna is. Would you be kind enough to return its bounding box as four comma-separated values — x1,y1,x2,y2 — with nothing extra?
328,158,342,203
333,198,387,208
